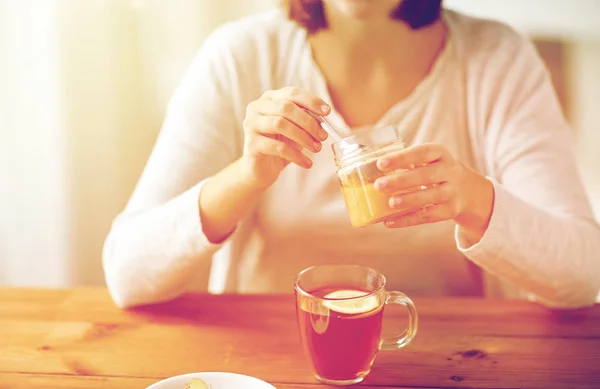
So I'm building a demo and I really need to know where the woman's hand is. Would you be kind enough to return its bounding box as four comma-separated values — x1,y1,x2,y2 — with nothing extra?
242,87,330,190
374,143,495,242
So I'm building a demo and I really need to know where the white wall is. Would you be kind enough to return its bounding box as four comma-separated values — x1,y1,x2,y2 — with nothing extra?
568,42,600,218
445,0,600,40
0,0,277,287
0,1,70,286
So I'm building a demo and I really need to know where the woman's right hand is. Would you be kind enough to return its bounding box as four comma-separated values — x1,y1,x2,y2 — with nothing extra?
242,86,331,190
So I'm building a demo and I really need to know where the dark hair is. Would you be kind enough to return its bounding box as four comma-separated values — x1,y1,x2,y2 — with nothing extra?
284,0,443,33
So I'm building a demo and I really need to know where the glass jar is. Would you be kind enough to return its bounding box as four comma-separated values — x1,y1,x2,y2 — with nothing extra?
332,125,407,228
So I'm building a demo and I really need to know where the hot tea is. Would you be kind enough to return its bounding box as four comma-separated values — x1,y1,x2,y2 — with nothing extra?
296,287,384,382
295,265,418,385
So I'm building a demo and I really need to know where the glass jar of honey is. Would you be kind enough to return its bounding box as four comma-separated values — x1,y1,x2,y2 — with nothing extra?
332,125,406,228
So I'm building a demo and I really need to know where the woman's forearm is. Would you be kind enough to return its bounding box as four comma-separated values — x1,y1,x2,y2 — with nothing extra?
456,182,600,308
103,158,263,308
454,164,495,245
103,180,220,308
199,157,265,243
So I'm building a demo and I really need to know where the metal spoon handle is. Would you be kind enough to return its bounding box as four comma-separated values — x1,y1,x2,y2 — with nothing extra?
304,110,343,141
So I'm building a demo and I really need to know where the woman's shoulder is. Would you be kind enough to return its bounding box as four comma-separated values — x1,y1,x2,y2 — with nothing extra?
444,8,540,68
201,8,305,63
173,8,305,117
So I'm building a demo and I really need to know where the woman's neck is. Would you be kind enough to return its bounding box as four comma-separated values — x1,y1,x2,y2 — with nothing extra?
309,7,446,73
305,8,447,128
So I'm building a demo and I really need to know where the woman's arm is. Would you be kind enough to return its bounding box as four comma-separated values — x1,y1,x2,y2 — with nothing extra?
102,26,248,308
373,35,600,308
200,86,330,244
457,38,600,308
103,25,330,308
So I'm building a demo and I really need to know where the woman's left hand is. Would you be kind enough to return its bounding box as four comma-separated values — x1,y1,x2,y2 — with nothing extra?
374,142,495,242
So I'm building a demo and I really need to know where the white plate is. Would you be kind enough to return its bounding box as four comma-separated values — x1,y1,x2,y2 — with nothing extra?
146,372,277,389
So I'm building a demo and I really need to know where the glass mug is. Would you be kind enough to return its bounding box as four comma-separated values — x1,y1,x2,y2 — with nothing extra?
332,125,410,228
294,265,418,386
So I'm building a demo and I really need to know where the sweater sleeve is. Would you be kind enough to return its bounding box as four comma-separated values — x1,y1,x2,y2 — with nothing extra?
456,35,600,308
102,25,247,308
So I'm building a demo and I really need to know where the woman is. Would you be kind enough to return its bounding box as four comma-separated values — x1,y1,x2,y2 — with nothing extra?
103,0,600,308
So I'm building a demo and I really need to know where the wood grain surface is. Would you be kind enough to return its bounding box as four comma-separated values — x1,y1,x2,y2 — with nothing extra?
0,287,599,388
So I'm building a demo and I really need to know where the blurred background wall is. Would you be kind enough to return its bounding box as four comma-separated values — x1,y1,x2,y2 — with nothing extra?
0,0,598,288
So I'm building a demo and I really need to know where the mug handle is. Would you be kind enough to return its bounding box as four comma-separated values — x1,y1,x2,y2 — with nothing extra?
380,291,418,350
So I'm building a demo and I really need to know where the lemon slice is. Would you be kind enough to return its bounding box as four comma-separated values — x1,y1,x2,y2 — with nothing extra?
185,378,210,389
322,289,381,314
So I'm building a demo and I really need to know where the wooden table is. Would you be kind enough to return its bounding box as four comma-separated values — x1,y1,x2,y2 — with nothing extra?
0,288,599,389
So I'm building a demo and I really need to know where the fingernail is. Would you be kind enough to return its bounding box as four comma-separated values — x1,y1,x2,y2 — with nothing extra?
375,178,388,190
306,158,313,168
378,158,391,170
319,130,328,140
313,141,321,152
321,105,330,113
389,196,401,208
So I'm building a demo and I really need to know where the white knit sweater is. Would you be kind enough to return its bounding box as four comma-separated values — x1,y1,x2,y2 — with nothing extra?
103,9,600,308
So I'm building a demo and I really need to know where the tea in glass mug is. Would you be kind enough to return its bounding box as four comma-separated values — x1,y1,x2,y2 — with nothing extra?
332,125,412,228
294,265,418,385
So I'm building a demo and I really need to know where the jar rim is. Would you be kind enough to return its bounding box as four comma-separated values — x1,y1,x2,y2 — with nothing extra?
332,137,405,168
331,124,404,167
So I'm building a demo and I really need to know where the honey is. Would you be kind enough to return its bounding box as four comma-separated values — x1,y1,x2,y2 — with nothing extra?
332,125,406,228
340,181,396,227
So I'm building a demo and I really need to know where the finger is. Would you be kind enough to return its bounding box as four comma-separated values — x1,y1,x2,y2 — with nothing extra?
384,204,453,228
388,182,454,210
375,162,447,193
289,140,303,151
255,136,313,169
257,99,328,141
264,86,330,116
254,115,322,153
377,143,447,172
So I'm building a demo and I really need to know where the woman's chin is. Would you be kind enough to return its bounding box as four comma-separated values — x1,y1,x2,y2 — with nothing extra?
327,0,398,21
